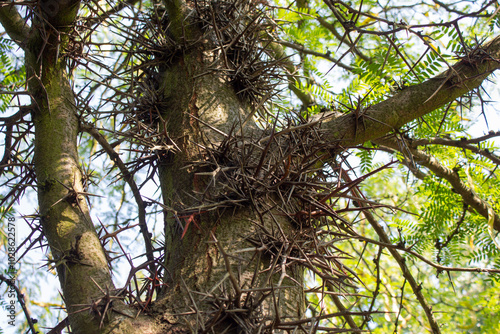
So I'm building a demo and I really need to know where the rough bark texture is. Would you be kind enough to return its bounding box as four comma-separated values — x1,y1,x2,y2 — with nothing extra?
2,0,500,333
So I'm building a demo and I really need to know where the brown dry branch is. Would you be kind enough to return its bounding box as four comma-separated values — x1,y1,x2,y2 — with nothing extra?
348,227,500,274
324,0,498,36
333,168,442,333
13,216,45,262
46,317,70,334
96,217,166,312
0,107,36,212
435,206,468,264
359,211,441,334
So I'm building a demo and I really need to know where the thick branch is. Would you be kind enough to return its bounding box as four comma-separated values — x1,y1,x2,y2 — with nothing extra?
0,2,29,47
321,35,500,146
411,134,500,165
163,0,193,41
38,0,80,28
26,5,146,331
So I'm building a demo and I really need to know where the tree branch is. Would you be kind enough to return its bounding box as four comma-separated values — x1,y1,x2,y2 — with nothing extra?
275,39,355,72
359,210,442,333
0,2,29,47
329,293,360,331
376,144,429,180
86,0,140,28
265,37,316,107
316,16,372,63
321,35,500,146
411,134,500,165
432,0,492,17
350,227,500,274
345,176,442,333
0,273,38,334
81,122,155,267
163,0,192,42
38,0,80,28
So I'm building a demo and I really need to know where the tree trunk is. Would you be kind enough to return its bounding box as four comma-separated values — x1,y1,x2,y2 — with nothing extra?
154,38,305,332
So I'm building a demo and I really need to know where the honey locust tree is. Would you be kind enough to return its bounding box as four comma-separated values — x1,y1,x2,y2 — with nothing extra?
1,0,500,333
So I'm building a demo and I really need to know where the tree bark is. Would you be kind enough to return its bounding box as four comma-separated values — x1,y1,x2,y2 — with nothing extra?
321,35,500,147
23,4,157,333
154,35,305,332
